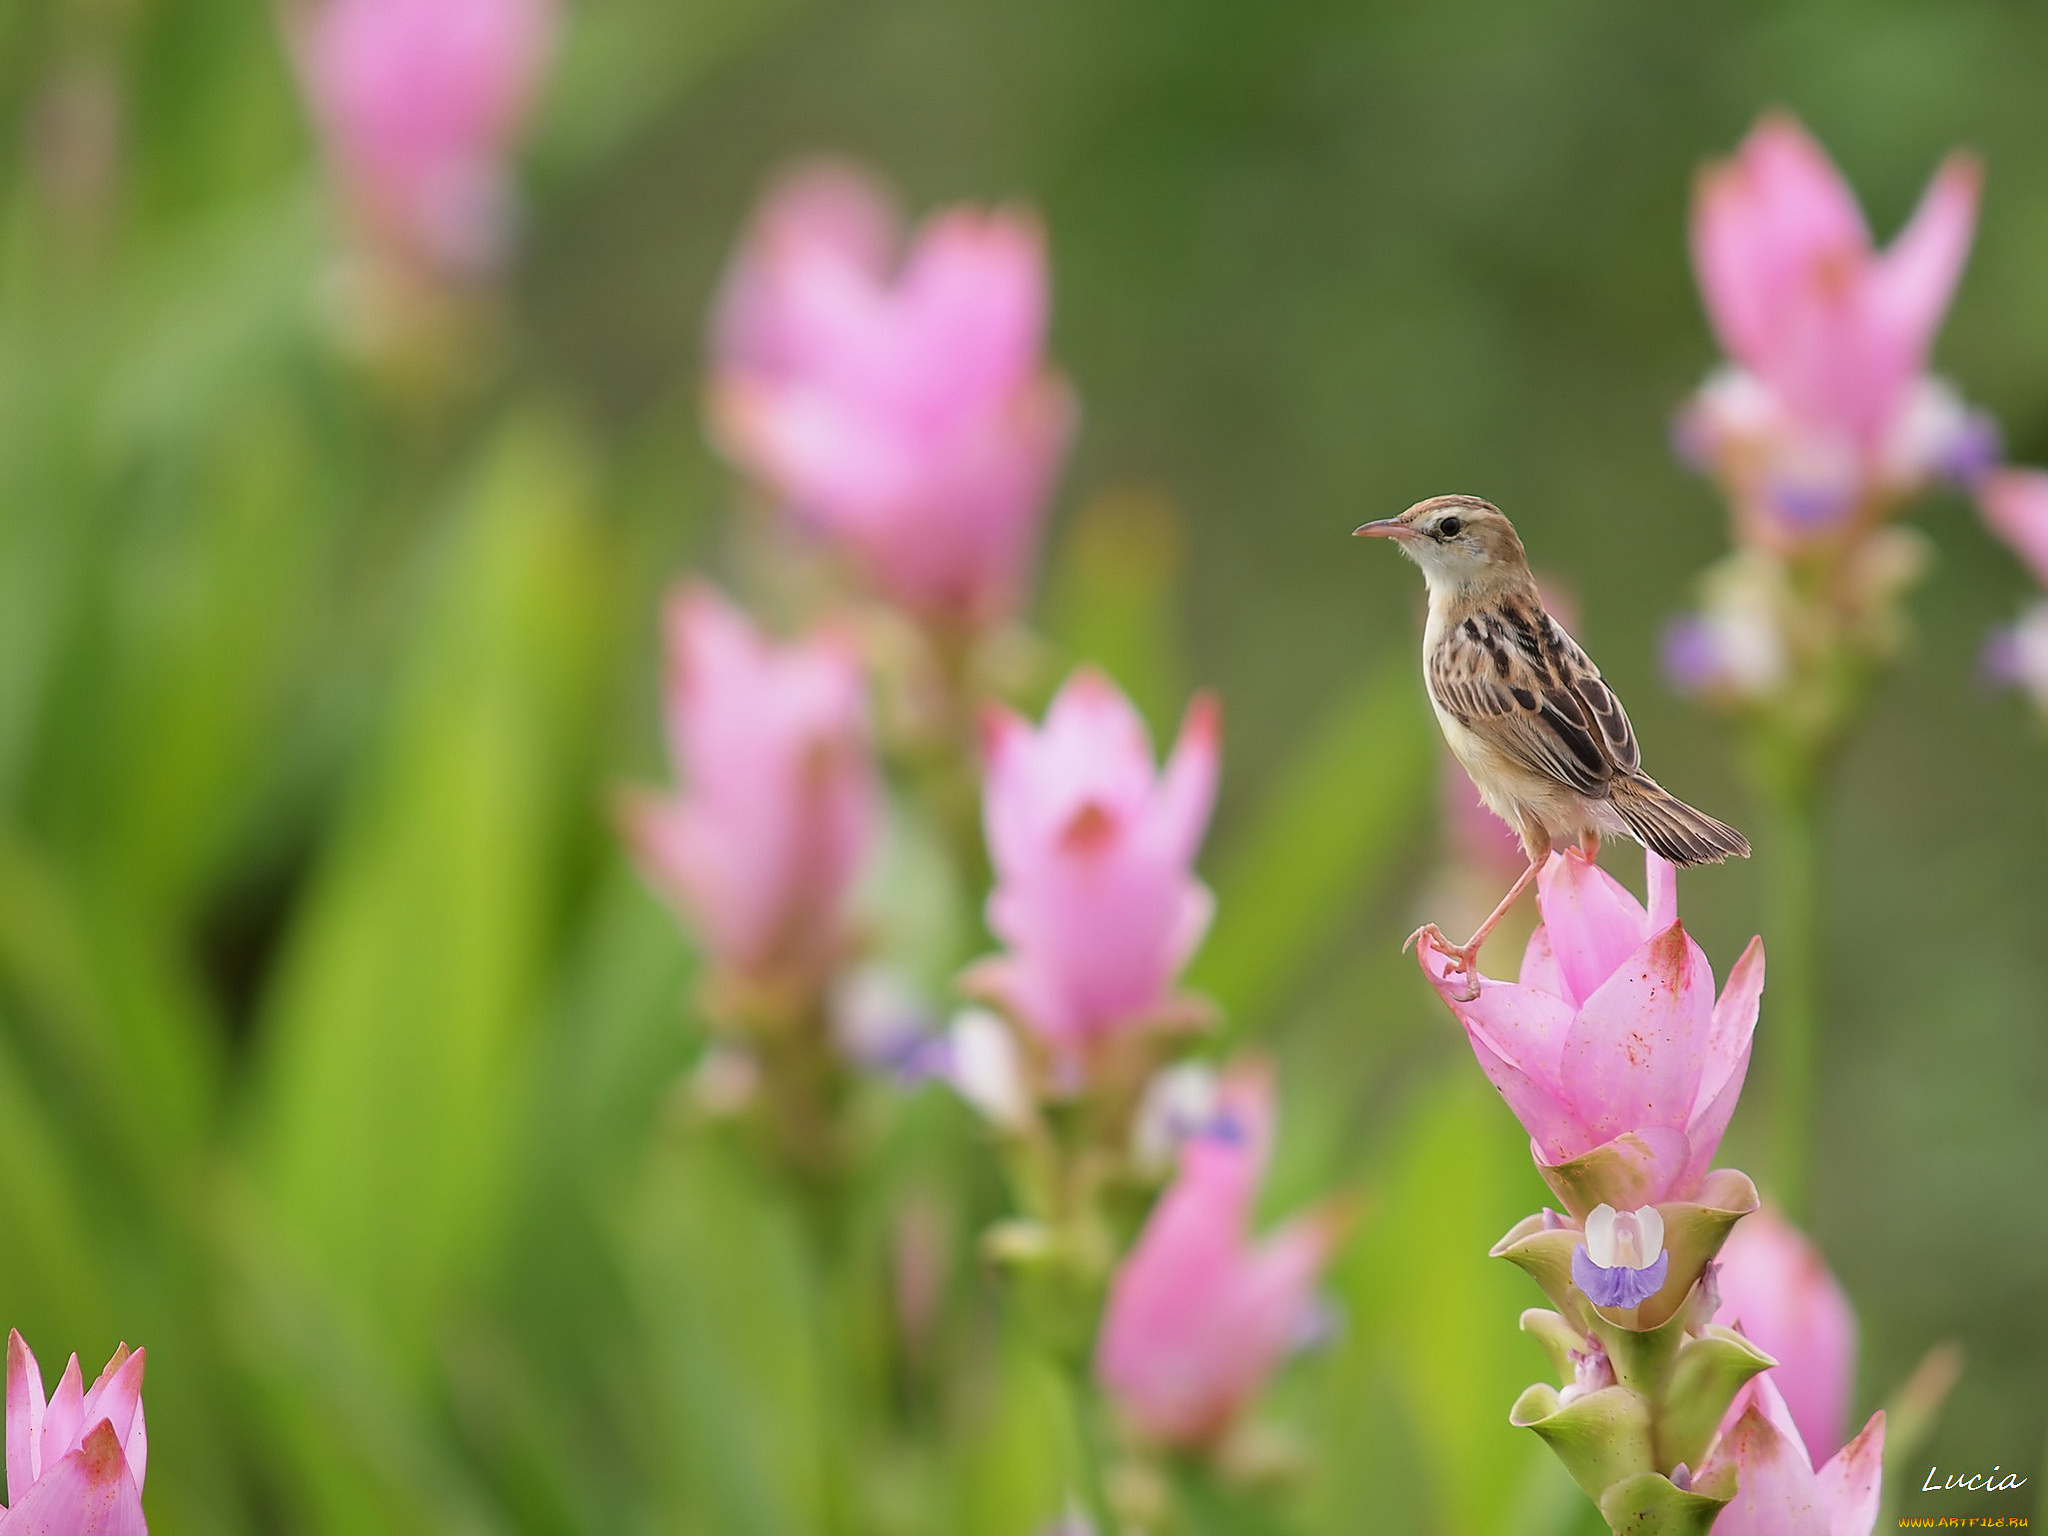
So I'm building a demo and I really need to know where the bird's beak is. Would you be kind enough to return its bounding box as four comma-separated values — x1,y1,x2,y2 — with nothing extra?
1352,518,1415,540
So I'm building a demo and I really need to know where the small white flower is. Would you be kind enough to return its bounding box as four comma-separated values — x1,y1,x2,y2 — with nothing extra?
1582,1203,1665,1270
947,1009,1033,1130
1130,1061,1220,1174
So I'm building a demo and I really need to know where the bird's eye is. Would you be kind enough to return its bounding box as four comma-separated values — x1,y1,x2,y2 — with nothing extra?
1437,516,1463,538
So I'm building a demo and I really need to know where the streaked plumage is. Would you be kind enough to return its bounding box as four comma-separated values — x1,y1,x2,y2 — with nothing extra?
1356,494,1748,991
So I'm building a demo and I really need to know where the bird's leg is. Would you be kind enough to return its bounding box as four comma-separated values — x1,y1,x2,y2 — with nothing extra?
1406,856,1545,1002
1580,829,1600,861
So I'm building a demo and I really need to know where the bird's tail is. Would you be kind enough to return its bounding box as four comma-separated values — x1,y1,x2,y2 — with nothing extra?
1610,774,1751,866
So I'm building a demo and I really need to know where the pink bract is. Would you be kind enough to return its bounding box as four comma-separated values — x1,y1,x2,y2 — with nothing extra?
971,669,1219,1053
1420,849,1764,1214
708,161,1075,625
1095,1065,1335,1448
1700,1375,1883,1536
296,0,556,276
3,1332,147,1535
1979,468,2048,590
625,583,878,993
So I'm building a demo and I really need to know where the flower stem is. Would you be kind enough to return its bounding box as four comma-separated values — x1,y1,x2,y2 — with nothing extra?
1753,769,1821,1222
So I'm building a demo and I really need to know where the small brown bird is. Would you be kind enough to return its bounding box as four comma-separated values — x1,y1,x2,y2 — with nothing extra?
1356,494,1748,996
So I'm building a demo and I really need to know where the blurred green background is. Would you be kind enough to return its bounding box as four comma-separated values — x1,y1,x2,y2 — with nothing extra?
0,0,2043,1530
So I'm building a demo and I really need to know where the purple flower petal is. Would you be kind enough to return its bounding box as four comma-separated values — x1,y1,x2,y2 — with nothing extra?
1572,1244,1670,1309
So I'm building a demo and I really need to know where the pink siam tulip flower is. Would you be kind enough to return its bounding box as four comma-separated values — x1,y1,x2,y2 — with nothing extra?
1979,467,2048,589
709,161,1076,626
1699,1375,1883,1536
968,669,1219,1055
1420,848,1765,1215
3,1332,147,1535
1095,1065,1336,1448
625,583,878,998
1713,1205,1858,1463
295,0,556,277
1680,113,1990,542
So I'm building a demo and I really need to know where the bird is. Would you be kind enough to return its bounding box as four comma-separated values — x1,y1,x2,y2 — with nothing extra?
1355,494,1748,999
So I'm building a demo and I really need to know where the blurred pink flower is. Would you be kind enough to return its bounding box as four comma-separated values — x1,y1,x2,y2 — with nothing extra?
1679,113,1990,540
1421,849,1765,1215
3,1331,147,1535
1713,1205,1858,1464
625,583,878,994
709,161,1076,625
1095,1064,1336,1448
968,669,1218,1053
1979,467,2048,589
295,0,556,277
1700,1375,1883,1536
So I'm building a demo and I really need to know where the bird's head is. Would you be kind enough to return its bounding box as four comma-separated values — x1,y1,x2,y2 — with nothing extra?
1354,494,1530,597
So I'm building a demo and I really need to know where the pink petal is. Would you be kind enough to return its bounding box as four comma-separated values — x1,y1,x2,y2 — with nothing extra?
1868,152,1981,393
1518,924,1570,1001
74,1352,143,1468
1692,113,1868,376
1534,853,1651,1008
713,160,900,376
1979,468,2048,590
1556,925,1715,1147
1695,936,1766,1121
7,1332,46,1504
1421,948,1589,1160
41,1359,83,1470
0,1420,147,1536
1645,850,1678,935
1155,693,1221,868
1814,1410,1885,1536
1699,1391,1833,1536
119,1402,142,1497
1679,935,1766,1190
889,208,1048,411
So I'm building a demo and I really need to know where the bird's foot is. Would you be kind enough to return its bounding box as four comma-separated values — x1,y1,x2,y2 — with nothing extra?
1404,924,1483,1001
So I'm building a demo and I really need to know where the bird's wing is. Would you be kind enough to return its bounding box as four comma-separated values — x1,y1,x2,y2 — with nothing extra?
1427,596,1640,795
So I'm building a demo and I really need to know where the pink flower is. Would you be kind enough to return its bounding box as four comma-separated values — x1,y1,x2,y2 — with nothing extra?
969,669,1219,1053
1681,113,1989,538
1095,1065,1335,1448
1700,1375,1883,1536
709,161,1076,625
3,1332,147,1535
1979,467,2048,589
1713,1206,1857,1463
1421,849,1765,1215
625,583,878,994
295,0,556,277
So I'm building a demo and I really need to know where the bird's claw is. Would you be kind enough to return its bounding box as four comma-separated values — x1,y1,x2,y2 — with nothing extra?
1406,923,1483,1001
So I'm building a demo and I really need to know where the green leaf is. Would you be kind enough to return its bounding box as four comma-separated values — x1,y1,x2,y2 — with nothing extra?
1522,1308,1590,1383
1511,1384,1656,1506
1597,1470,1732,1535
1655,1326,1775,1472
240,417,614,1511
